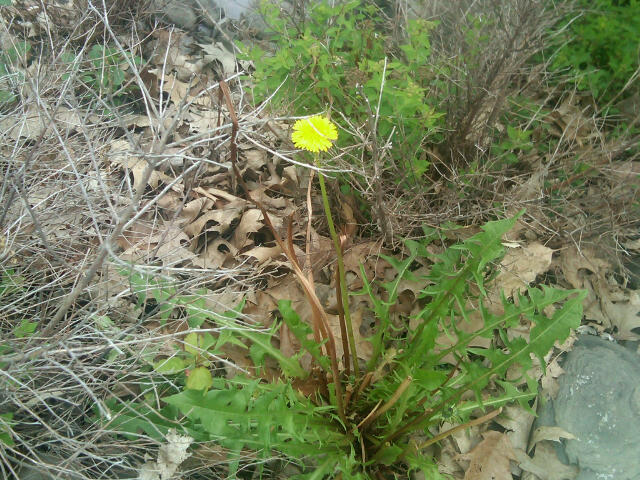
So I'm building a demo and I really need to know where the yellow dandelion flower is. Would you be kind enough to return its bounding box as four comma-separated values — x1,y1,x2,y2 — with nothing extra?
291,115,338,153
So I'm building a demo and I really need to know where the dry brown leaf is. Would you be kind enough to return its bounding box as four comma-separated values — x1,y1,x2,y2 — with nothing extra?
148,227,196,267
540,356,565,397
194,187,243,205
249,186,293,212
529,427,576,452
560,247,640,339
396,265,431,296
340,200,358,239
244,149,268,171
156,190,182,211
461,431,516,480
546,96,595,147
301,228,334,272
282,165,299,187
448,422,482,456
495,242,554,298
601,289,640,340
179,198,212,224
109,139,162,191
495,405,536,453
512,160,547,202
183,202,244,238
515,443,578,480
0,106,88,140
440,437,467,478
148,30,201,79
327,308,373,364
559,246,610,290
186,109,221,132
156,71,214,107
199,42,236,77
118,222,197,267
117,221,156,251
427,310,491,362
343,241,387,290
241,245,284,265
232,209,263,250
192,238,236,270
259,276,374,365
342,241,384,273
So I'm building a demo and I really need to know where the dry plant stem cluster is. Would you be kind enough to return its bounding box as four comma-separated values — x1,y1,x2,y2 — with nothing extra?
0,8,258,476
30,26,211,345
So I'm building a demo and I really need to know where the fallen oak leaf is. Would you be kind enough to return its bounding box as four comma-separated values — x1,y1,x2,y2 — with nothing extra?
529,426,576,453
460,431,516,480
241,245,284,265
109,139,162,191
494,242,554,299
193,186,245,204
192,238,236,270
183,202,244,238
116,220,156,251
515,443,578,480
494,405,536,453
560,246,640,340
233,209,263,250
149,227,197,267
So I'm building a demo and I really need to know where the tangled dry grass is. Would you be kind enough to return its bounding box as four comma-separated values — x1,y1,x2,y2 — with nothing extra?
0,3,256,478
0,1,638,479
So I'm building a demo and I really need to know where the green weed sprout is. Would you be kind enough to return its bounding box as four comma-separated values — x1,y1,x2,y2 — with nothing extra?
105,113,586,479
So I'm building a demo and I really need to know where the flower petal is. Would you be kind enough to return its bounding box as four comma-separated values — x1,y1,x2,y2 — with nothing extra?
291,116,338,153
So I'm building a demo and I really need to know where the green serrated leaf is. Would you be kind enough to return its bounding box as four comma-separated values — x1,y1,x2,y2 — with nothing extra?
278,300,330,372
214,305,306,378
164,381,341,460
105,400,204,442
404,448,445,479
435,288,585,417
376,443,404,466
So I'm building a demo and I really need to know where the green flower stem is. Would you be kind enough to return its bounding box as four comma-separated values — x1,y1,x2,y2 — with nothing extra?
315,155,360,379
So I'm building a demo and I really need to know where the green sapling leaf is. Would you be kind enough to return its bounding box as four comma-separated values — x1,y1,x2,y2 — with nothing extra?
184,332,201,356
154,357,185,374
186,366,213,391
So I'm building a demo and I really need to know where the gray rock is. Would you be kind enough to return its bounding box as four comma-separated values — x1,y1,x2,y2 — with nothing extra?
153,0,224,32
220,0,255,20
554,335,640,479
152,0,260,29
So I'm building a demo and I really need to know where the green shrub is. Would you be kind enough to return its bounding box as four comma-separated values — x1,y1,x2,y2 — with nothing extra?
0,40,31,106
549,0,640,102
239,0,443,183
105,214,585,479
61,43,143,112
